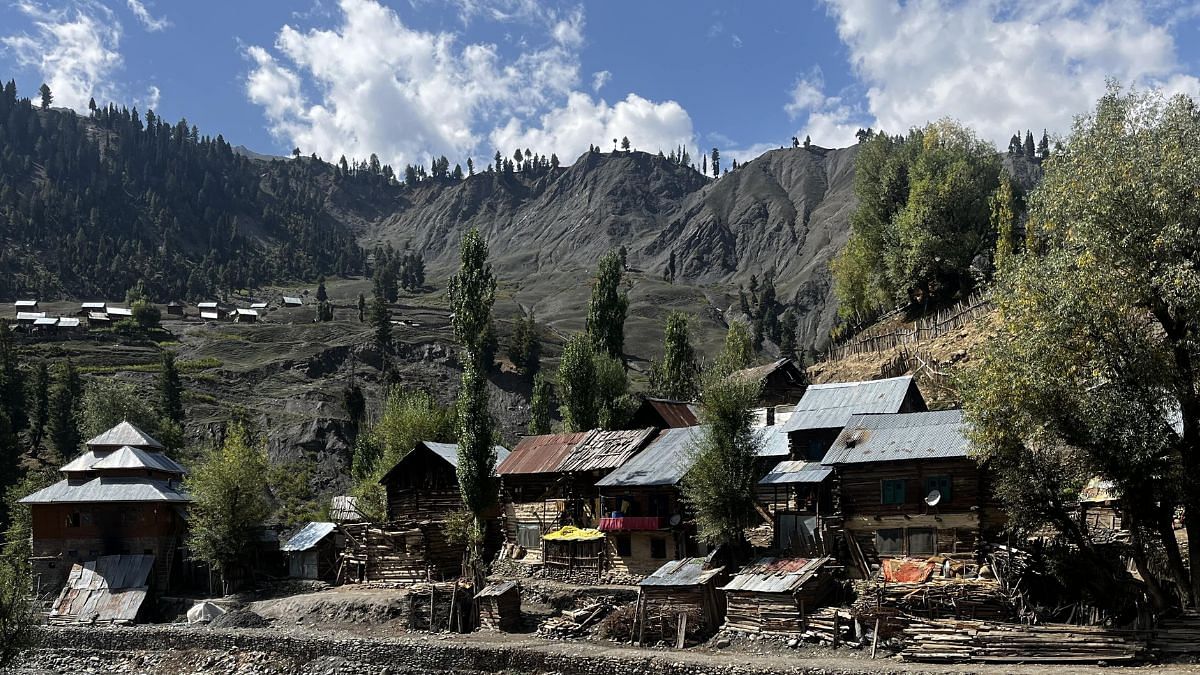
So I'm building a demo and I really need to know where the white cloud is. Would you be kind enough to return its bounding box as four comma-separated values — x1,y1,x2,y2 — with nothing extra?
491,92,694,162
781,66,865,148
1,1,123,111
591,70,610,92
247,0,696,169
126,0,169,32
823,0,1200,147
784,67,828,119
137,83,160,111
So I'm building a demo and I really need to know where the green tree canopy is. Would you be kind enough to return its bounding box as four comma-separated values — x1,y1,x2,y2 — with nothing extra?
585,250,628,359
961,86,1200,609
527,371,552,435
78,379,181,451
557,333,599,432
648,311,700,401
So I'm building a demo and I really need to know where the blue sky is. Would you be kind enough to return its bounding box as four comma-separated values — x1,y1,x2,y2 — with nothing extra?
1,0,1198,169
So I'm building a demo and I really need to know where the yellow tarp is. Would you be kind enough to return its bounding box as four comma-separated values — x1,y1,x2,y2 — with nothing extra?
542,525,605,542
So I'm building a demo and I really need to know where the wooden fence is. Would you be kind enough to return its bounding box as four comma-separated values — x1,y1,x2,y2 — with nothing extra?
821,292,992,363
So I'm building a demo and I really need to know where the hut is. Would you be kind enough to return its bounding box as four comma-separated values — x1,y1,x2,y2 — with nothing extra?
281,522,339,581
1079,478,1124,537
32,316,58,333
282,296,303,307
250,301,268,310
633,557,726,647
720,556,835,634
166,301,185,316
57,317,81,332
595,426,706,576
107,306,133,320
19,422,190,594
14,299,38,314
230,308,259,323
197,301,219,311
87,312,111,327
16,311,44,326
629,398,699,429
338,520,457,584
779,375,926,461
821,409,994,566
730,358,809,407
78,302,106,316
199,310,221,321
475,580,521,631
380,440,509,522
757,460,834,554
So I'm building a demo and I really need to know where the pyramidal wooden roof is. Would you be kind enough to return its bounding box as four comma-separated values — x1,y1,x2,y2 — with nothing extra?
85,421,164,450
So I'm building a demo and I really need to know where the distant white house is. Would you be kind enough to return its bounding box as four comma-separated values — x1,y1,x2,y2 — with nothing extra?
16,312,45,324
107,307,133,318
230,308,259,323
282,296,303,307
80,302,106,312
250,302,268,310
14,300,38,313
200,311,220,321
197,301,219,310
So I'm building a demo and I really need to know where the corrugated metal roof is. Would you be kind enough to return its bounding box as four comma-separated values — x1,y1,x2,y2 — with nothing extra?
780,376,919,433
33,317,58,325
90,446,187,475
57,317,80,327
19,477,190,504
80,302,106,309
720,556,832,594
640,398,700,427
758,460,833,485
250,302,268,309
14,300,38,307
757,425,790,457
555,428,655,473
596,426,703,488
50,555,153,625
197,301,219,309
61,450,101,473
821,409,969,465
233,308,259,316
281,522,336,551
16,312,45,320
282,296,303,305
474,580,519,598
86,421,164,450
107,307,133,317
638,557,724,587
88,312,110,321
497,431,592,475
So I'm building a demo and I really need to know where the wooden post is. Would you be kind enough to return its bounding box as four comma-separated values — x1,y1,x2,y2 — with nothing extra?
637,589,647,646
832,611,839,648
447,582,457,633
430,585,437,632
871,617,880,658
676,611,688,649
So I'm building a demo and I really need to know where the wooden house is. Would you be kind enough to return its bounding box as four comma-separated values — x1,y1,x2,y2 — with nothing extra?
497,429,653,564
475,580,521,631
166,301,185,316
720,556,835,634
731,358,809,407
380,440,510,523
281,522,339,581
19,422,190,595
633,557,727,647
282,296,303,307
56,317,81,332
757,460,834,554
629,398,699,429
86,311,111,327
779,375,926,461
1079,478,1124,536
107,306,133,320
595,426,705,576
14,299,38,314
821,409,993,565
77,302,106,317
230,308,259,323
16,311,44,326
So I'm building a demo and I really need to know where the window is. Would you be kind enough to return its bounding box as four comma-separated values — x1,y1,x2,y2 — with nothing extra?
907,528,936,556
876,528,904,556
805,439,828,461
516,523,541,550
615,535,632,557
66,512,81,528
923,476,952,502
650,537,667,559
882,479,907,505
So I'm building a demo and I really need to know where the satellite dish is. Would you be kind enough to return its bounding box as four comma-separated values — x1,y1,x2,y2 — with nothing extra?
925,489,942,507
669,514,682,527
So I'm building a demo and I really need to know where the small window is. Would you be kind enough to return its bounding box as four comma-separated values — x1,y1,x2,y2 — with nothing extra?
876,528,904,556
66,512,81,528
923,476,952,502
615,535,632,557
882,479,907,505
650,537,667,559
516,523,541,549
908,528,936,556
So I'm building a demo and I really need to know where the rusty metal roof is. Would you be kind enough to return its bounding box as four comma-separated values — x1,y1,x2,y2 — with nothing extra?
50,555,154,625
497,431,593,475
639,557,724,587
780,376,921,433
821,409,969,465
555,428,656,473
758,460,833,485
85,421,164,450
720,556,832,594
639,398,700,427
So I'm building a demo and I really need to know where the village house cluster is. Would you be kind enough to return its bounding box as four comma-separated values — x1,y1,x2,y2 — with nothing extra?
8,296,309,334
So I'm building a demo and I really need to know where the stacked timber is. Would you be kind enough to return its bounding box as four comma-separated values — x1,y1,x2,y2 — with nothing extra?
407,581,473,633
537,602,611,638
338,521,458,584
852,579,1014,627
804,607,856,645
900,619,1146,663
1151,611,1200,655
475,581,522,632
720,557,836,635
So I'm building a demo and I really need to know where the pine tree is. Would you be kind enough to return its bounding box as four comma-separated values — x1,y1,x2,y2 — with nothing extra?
584,250,628,359
369,296,391,354
159,351,185,429
507,311,540,379
48,361,81,456
316,275,328,302
37,83,51,110
1037,129,1050,161
1023,130,1036,159
711,148,720,177
779,309,799,361
28,361,49,452
357,293,366,322
528,371,552,435
0,323,25,433
648,312,700,401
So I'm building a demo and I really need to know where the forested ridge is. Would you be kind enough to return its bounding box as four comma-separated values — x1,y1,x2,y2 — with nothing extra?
0,82,366,301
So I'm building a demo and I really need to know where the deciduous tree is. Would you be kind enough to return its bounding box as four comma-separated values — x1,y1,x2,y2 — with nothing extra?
585,250,628,359
648,312,700,401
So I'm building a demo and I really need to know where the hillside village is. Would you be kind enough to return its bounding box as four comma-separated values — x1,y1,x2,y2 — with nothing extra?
0,43,1199,675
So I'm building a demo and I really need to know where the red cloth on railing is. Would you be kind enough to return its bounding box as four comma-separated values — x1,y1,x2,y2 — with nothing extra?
598,516,664,531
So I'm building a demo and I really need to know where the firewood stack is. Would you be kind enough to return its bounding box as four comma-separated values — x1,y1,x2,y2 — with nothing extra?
1151,611,1200,656
899,619,1146,663
537,602,612,638
853,579,1015,627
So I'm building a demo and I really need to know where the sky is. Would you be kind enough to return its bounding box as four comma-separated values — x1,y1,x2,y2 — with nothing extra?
1,0,1198,169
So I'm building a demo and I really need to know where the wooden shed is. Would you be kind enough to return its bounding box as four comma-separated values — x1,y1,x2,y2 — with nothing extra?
633,557,727,647
475,580,521,631
541,526,606,572
720,556,835,634
281,522,339,581
730,358,809,407
166,301,185,316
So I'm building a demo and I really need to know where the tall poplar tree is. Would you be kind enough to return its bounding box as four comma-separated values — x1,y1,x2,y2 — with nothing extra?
584,250,628,359
648,312,700,401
